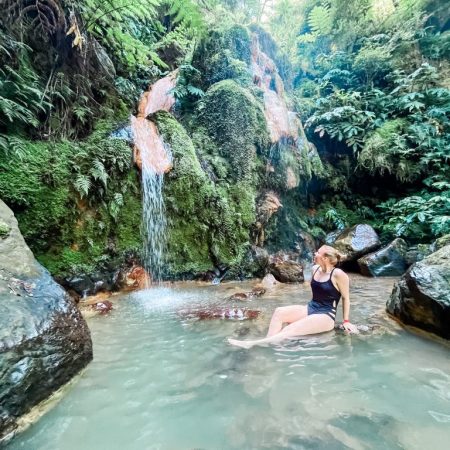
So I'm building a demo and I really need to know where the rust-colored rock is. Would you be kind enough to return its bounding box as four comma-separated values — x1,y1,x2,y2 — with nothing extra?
250,35,299,143
131,71,177,174
179,308,261,320
92,300,113,315
228,287,266,301
115,265,150,291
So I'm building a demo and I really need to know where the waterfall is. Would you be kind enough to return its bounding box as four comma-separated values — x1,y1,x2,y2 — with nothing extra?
129,72,177,284
140,137,172,284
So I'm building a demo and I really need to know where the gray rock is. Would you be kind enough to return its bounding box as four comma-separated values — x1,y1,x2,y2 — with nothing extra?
386,244,450,339
405,244,433,266
332,224,381,262
0,200,92,442
245,246,269,278
431,234,450,252
324,229,342,246
358,238,408,276
294,230,316,264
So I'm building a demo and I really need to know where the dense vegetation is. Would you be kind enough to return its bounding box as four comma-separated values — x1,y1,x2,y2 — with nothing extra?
0,0,449,281
268,0,450,241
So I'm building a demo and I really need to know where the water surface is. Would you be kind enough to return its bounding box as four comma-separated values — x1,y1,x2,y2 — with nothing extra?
8,276,450,450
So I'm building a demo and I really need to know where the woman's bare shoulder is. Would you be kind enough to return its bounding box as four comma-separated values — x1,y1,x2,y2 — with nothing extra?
333,267,348,279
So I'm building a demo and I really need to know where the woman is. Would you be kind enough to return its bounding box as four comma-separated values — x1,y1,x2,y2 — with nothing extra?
228,245,359,349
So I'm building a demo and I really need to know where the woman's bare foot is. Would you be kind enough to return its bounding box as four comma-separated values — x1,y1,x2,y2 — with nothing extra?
227,338,255,349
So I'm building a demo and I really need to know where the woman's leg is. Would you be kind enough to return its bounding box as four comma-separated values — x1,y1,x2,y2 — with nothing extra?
266,305,308,337
228,314,334,349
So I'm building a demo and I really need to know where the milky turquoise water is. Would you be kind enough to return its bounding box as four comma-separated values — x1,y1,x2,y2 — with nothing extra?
7,276,450,450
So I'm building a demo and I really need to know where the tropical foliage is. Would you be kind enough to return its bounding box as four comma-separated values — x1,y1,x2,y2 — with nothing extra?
270,0,450,242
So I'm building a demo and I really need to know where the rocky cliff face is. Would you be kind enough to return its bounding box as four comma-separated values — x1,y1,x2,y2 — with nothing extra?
0,200,92,443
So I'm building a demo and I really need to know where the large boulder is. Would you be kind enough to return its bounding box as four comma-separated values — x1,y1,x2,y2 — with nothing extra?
0,200,92,442
358,238,408,276
386,244,450,339
330,224,381,262
269,254,304,283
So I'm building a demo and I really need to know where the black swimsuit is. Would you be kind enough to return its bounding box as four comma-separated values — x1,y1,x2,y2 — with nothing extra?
308,267,341,321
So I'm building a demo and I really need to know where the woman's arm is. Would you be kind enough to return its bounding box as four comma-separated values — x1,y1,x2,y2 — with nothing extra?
334,270,359,334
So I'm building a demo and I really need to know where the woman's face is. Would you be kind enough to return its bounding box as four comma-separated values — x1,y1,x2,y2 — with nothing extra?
314,246,328,265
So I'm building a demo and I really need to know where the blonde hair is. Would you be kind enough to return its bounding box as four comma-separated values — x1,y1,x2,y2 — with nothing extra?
322,246,342,266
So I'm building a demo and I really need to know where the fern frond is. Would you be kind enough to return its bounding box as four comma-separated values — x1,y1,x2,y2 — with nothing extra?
308,4,333,36
90,159,108,187
74,174,91,198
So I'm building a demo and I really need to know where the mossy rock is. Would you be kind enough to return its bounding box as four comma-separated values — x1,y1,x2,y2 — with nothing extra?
155,111,257,277
0,121,142,279
193,25,252,88
197,79,269,183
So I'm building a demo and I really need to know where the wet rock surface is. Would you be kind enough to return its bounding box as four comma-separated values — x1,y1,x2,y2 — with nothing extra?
294,230,316,265
386,244,450,339
0,200,92,442
330,224,381,262
358,238,408,277
269,257,304,283
242,246,269,278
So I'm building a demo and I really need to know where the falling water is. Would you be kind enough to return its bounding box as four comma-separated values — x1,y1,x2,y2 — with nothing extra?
140,135,172,284
129,71,177,285
131,116,172,284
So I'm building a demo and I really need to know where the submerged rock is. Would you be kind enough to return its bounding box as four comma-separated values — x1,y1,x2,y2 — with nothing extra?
330,224,381,262
0,200,92,442
228,286,266,301
386,244,450,339
358,238,408,276
179,307,261,320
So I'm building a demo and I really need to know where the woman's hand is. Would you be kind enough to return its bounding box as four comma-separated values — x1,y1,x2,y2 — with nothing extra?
342,321,359,334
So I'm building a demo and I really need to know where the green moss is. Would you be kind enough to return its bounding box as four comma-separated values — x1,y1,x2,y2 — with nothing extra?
155,111,257,277
192,25,253,89
197,79,269,183
0,118,143,278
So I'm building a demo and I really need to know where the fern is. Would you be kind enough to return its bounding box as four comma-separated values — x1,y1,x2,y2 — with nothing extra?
74,174,91,198
90,159,108,188
109,192,123,220
308,4,333,36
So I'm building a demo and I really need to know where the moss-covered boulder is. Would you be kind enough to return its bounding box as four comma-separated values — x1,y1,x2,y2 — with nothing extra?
197,79,269,182
0,200,92,442
156,111,257,277
192,25,253,88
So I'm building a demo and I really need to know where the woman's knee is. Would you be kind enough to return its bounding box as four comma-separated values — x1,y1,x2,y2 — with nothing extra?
273,306,290,318
273,305,305,322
